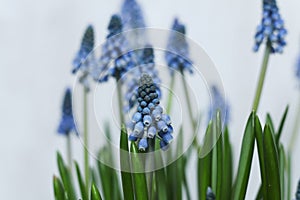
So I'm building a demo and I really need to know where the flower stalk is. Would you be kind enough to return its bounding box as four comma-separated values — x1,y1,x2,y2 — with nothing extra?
83,87,89,191
252,43,271,111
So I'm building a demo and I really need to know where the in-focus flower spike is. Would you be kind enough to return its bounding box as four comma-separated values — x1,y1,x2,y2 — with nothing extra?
57,88,77,136
120,0,147,48
208,85,230,125
123,45,161,112
253,0,287,53
296,179,300,200
128,74,173,151
72,25,97,91
165,18,193,76
206,187,216,200
92,14,136,82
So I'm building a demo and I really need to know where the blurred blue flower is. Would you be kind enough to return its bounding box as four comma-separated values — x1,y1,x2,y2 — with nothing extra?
121,0,145,30
253,0,287,53
295,50,300,82
72,25,97,91
93,14,136,82
165,18,193,76
57,88,77,136
209,85,230,125
72,25,95,74
121,0,147,48
206,187,216,200
123,45,161,112
296,179,300,200
127,74,173,151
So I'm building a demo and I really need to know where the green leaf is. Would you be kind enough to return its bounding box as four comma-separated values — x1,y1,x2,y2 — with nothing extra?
91,183,103,200
233,112,255,200
130,142,148,200
182,155,191,200
254,115,267,200
155,151,168,200
56,152,76,200
287,152,292,200
215,112,223,200
198,122,212,200
222,127,233,200
53,176,66,200
279,145,286,200
263,124,281,200
75,162,88,200
119,124,134,200
176,126,183,200
276,105,289,145
266,113,275,135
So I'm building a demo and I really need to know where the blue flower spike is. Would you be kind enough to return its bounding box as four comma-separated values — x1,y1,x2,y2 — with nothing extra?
295,49,300,84
94,14,136,83
206,187,216,200
72,25,97,91
57,88,77,136
165,18,193,76
121,0,147,47
209,85,230,125
128,74,173,151
123,45,161,112
296,179,300,200
253,0,287,53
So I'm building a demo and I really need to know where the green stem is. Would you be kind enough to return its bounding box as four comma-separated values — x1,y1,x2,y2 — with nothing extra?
83,88,89,192
288,94,300,153
67,133,72,169
252,44,271,111
166,75,176,115
180,70,200,149
116,78,125,125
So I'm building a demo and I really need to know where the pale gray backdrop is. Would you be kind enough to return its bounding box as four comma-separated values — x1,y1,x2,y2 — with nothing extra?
1,0,300,199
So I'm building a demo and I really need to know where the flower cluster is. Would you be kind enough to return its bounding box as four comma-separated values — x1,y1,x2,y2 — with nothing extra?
295,51,300,82
121,0,147,49
72,25,97,90
296,179,300,200
165,18,193,75
57,88,77,136
253,0,287,53
127,74,173,151
94,14,136,82
206,187,216,200
121,0,145,30
124,45,161,112
209,85,230,125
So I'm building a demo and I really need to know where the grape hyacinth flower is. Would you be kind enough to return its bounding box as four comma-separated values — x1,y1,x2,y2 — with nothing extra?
253,0,287,53
72,25,96,90
57,88,77,136
124,45,161,112
296,179,300,200
93,14,136,82
165,18,193,76
206,187,216,200
208,85,230,125
121,0,147,48
295,50,300,83
128,74,173,151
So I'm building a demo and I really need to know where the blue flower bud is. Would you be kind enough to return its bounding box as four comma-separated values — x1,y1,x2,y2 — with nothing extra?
132,112,142,123
129,134,138,141
157,120,168,132
161,114,171,125
138,138,148,151
133,122,144,135
143,115,152,127
142,107,150,115
160,140,169,151
147,126,156,138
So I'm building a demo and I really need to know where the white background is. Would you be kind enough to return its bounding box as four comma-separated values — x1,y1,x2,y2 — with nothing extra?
1,0,300,199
